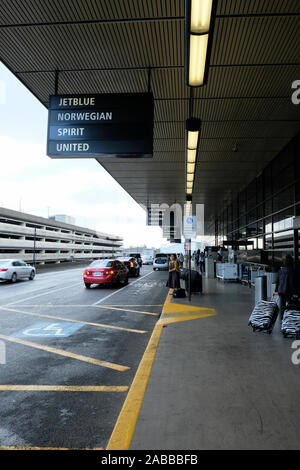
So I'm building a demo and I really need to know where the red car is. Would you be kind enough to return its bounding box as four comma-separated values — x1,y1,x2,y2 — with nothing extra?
83,259,129,288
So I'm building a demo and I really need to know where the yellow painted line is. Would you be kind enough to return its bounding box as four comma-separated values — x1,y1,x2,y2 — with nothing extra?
107,289,217,450
0,306,147,335
93,305,159,316
0,385,128,392
107,322,163,450
6,304,163,308
105,305,163,307
0,446,103,450
0,334,129,372
2,304,159,316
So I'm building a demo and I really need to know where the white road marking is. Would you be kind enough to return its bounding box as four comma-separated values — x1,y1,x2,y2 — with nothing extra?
3,282,83,306
92,271,154,306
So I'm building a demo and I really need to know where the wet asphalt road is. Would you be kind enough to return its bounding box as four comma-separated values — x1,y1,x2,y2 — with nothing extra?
0,265,168,449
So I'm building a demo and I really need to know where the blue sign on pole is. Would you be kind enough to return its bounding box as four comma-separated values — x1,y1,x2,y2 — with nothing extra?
183,216,197,238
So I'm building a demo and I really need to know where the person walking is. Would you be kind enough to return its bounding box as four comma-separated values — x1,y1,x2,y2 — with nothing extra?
194,249,199,271
274,254,296,318
199,251,205,274
166,254,181,291
179,252,184,268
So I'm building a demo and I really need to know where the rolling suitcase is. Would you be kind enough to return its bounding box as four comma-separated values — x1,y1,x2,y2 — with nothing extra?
248,300,278,334
184,270,203,294
281,308,300,338
191,273,202,293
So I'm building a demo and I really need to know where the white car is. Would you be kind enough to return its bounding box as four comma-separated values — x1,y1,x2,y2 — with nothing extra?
153,255,169,271
142,256,153,265
0,259,36,283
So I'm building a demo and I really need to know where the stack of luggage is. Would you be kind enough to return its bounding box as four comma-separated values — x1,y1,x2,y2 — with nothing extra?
248,300,278,334
281,299,300,338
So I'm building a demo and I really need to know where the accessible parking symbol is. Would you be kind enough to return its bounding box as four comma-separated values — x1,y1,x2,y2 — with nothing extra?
11,322,85,338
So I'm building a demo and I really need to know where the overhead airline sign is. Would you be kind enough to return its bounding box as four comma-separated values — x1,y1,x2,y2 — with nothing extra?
47,93,154,158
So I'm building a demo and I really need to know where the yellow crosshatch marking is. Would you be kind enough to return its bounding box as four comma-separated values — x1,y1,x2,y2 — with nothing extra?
0,306,147,334
0,385,128,392
0,334,129,372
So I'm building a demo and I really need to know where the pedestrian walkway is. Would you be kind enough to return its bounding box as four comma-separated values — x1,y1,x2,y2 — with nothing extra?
131,277,300,450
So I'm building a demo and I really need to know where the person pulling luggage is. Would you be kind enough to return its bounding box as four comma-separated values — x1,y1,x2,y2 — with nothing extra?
274,255,297,319
199,251,205,274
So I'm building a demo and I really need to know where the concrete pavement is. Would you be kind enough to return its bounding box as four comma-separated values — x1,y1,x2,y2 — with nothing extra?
131,277,300,450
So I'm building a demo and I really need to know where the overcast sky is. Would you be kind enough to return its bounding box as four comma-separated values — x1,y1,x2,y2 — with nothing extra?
0,62,166,248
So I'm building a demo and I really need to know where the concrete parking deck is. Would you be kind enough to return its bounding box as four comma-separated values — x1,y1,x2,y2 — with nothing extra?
131,277,300,450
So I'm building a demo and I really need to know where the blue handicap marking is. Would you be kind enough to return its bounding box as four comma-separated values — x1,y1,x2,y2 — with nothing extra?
11,321,85,338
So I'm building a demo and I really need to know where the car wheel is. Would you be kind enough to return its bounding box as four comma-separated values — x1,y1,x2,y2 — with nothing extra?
85,283,91,288
29,270,35,280
11,273,17,283
124,276,129,285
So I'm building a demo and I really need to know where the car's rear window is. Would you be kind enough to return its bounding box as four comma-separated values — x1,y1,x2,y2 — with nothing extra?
89,261,113,268
155,257,167,263
0,261,10,267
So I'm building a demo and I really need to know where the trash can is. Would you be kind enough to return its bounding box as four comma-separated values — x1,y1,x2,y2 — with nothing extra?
255,275,267,303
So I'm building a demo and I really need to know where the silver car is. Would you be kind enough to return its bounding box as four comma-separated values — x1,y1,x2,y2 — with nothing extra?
0,259,36,283
153,256,169,271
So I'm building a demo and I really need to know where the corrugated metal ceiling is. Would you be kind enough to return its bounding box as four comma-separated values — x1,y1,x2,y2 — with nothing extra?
0,0,299,233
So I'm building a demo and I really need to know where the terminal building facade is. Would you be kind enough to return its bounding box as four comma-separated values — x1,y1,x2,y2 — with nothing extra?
0,207,123,264
215,132,300,267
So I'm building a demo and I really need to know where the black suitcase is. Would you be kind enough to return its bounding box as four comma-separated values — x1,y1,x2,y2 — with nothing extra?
191,276,202,293
184,270,202,293
172,288,186,298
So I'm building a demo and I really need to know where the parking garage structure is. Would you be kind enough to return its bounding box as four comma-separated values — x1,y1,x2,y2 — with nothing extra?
0,206,123,265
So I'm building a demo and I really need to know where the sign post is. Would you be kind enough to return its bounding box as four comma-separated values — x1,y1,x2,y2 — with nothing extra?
183,216,196,302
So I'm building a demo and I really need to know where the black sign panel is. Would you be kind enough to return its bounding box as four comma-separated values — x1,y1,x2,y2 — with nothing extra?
47,93,154,158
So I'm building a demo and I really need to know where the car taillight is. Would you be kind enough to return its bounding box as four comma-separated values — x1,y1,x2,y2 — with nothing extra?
0,269,8,272
109,270,115,275
130,261,134,267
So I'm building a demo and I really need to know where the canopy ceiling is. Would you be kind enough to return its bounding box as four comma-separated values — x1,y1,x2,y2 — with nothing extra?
1,0,300,232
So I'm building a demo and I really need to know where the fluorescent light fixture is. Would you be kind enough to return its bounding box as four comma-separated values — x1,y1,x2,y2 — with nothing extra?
185,0,216,87
187,162,195,173
191,0,213,33
189,34,208,87
185,117,201,199
188,130,199,149
187,149,197,163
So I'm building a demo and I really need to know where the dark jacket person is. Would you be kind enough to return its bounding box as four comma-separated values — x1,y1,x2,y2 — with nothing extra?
167,254,181,290
275,255,296,318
